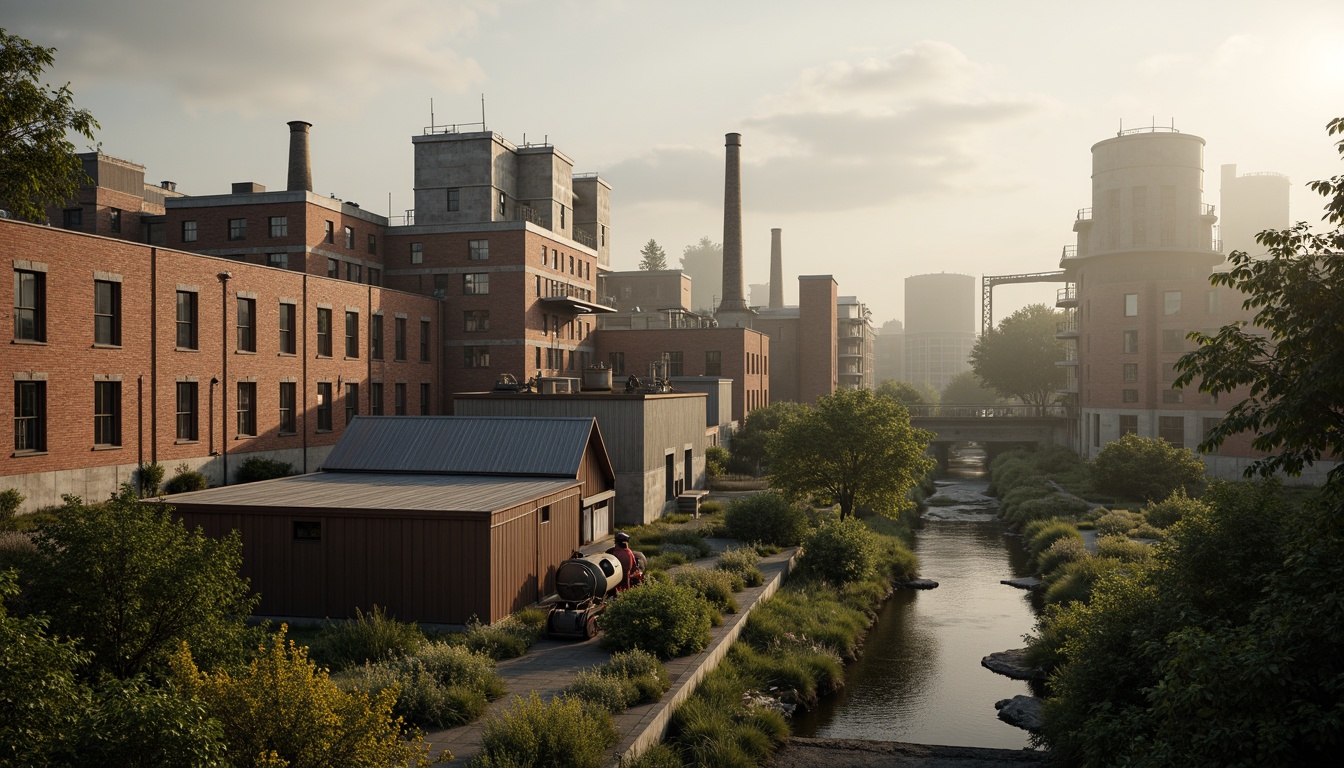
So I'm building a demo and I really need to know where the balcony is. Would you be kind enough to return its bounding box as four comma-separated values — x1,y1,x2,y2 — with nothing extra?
1056,284,1077,308
1055,316,1079,338
539,282,615,314
1201,203,1216,217
1056,344,1078,365
1061,244,1078,260
1076,208,1092,221
571,226,596,249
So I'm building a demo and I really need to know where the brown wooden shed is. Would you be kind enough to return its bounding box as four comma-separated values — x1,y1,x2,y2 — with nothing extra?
163,416,616,625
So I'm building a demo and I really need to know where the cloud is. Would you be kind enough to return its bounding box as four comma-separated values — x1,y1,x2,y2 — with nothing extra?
608,42,1048,213
5,0,495,117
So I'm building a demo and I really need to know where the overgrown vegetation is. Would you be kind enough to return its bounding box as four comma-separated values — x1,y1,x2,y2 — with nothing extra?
310,605,426,671
473,692,617,768
715,546,764,587
0,488,23,529
722,492,809,546
564,649,670,714
1089,433,1208,502
162,462,208,495
234,456,295,484
598,580,714,659
336,641,506,729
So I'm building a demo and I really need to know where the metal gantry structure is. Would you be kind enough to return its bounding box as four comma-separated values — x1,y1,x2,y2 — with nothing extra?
980,270,1068,336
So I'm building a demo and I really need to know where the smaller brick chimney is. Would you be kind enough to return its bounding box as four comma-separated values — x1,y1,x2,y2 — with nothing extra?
287,121,313,193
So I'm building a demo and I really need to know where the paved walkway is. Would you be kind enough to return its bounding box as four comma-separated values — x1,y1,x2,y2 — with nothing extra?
425,543,798,765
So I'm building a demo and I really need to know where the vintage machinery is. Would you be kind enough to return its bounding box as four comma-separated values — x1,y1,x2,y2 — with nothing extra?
546,551,623,640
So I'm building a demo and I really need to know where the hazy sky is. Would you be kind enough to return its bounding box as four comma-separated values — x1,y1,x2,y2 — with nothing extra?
5,0,1342,326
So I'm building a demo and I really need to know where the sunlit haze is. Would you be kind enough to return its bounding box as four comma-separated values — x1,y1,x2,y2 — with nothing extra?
4,0,1340,325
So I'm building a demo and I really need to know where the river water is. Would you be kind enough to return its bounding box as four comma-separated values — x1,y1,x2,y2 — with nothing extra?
792,451,1041,749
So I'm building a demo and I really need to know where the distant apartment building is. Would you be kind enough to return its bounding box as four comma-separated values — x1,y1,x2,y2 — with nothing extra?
837,296,875,391
904,273,976,393
873,319,905,384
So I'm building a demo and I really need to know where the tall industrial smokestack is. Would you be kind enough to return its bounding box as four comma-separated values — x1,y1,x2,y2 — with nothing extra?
287,121,313,193
718,133,748,313
769,228,783,309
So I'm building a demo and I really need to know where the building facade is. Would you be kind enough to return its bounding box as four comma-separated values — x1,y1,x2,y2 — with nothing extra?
903,273,977,393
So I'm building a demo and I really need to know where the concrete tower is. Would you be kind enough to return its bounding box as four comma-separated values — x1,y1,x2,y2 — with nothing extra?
769,228,784,309
286,121,313,193
717,133,748,314
1219,164,1290,257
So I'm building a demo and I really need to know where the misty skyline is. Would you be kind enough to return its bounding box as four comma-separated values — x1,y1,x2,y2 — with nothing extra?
3,0,1341,325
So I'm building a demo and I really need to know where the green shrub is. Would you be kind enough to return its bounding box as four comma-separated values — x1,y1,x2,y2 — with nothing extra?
1128,522,1165,541
566,670,635,714
0,488,23,529
1143,488,1210,529
312,605,424,671
1004,492,1091,529
161,463,207,495
564,649,670,714
999,481,1053,515
1095,535,1152,564
627,743,683,768
662,528,712,557
1090,434,1208,501
136,463,165,498
234,456,294,484
800,517,878,585
706,445,729,478
672,567,739,613
476,693,617,768
338,641,505,728
1095,509,1143,536
1036,536,1088,578
699,500,725,515
1043,556,1128,606
723,492,809,546
599,580,713,659
460,609,546,661
1026,520,1084,565
716,546,764,587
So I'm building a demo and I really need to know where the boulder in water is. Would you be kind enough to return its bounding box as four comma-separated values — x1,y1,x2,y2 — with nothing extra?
995,695,1044,730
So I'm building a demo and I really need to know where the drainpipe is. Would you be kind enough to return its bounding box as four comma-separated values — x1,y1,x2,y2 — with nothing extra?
218,272,232,484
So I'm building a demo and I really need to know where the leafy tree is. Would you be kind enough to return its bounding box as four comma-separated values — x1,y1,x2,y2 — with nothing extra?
767,389,934,519
728,401,807,475
940,370,1001,406
875,379,931,406
969,304,1065,408
637,238,668,270
0,29,99,222
680,236,722,313
1089,433,1207,502
1175,116,1344,489
171,628,434,768
27,487,258,679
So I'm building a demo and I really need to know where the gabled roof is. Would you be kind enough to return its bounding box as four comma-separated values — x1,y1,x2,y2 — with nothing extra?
321,416,613,480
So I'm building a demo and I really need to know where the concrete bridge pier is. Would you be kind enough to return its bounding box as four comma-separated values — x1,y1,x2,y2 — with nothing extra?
930,442,952,474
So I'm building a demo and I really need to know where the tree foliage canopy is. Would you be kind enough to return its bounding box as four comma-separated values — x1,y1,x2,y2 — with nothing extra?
875,379,931,406
637,238,667,270
940,370,1002,406
0,29,99,222
767,389,933,519
1175,117,1344,489
1090,433,1207,502
728,401,807,475
969,304,1065,407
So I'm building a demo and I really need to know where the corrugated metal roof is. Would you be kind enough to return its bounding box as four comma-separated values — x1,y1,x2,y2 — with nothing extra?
321,416,599,476
161,472,578,513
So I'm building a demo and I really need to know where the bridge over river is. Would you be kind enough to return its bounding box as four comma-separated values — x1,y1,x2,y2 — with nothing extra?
905,404,1073,470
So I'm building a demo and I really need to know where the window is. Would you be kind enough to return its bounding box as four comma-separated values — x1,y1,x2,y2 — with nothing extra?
1162,362,1178,382
1202,417,1220,447
464,273,489,295
228,218,247,240
447,188,460,212
464,310,489,332
569,255,574,274
235,297,256,352
411,242,423,264
327,258,338,278
344,226,354,249
464,346,490,368
14,270,44,342
94,381,120,446
279,382,296,434
705,350,722,377
182,220,197,242
469,239,489,260
498,192,505,215
316,308,332,357
1158,416,1185,448
395,383,406,415
371,315,384,359
94,280,120,346
1092,413,1101,448
540,505,551,524
367,233,377,255
109,208,121,233
394,318,407,360
345,382,359,425
14,381,46,452
560,205,566,229
1162,389,1184,404
420,383,431,415
324,220,334,243
316,382,332,431
269,216,288,237
1122,389,1139,403
237,382,257,436
1122,330,1138,354
433,274,449,295
1124,293,1138,317
665,351,683,377
1162,328,1184,353
367,267,380,286
63,208,82,229
345,311,359,358
609,352,625,375
175,382,198,441
268,253,288,269
370,382,383,416
1123,363,1138,383
175,291,197,349
345,262,361,283
1164,291,1182,316
279,303,296,354
1206,289,1220,315
540,245,547,265
419,320,431,362
294,521,321,541
1119,414,1138,436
